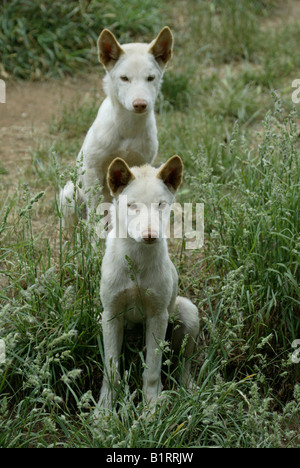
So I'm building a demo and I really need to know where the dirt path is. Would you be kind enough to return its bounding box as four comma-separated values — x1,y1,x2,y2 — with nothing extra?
0,73,104,290
262,0,300,28
0,73,102,189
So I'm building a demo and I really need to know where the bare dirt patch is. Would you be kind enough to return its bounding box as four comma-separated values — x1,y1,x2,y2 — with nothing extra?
262,0,300,29
0,73,103,190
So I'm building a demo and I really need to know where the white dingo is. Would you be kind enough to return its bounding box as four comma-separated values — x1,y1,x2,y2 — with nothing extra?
60,27,173,232
98,154,199,409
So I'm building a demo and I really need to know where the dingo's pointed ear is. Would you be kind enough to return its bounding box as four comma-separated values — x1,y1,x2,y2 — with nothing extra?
149,26,173,67
157,155,183,193
107,158,135,195
98,29,125,69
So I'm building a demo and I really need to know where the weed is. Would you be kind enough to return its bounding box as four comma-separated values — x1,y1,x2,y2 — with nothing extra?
0,0,161,79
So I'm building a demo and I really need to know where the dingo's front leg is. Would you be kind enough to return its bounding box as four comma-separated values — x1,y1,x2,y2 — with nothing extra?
143,310,168,405
99,310,124,409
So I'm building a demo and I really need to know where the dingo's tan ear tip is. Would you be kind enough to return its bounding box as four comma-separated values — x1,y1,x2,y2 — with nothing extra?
109,157,127,166
161,26,173,37
149,26,174,66
167,154,184,173
107,158,135,195
157,154,183,192
98,28,118,41
97,29,124,67
170,154,183,165
99,28,110,37
97,28,113,48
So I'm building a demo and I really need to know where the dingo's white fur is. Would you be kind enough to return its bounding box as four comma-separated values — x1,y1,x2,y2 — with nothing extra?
98,155,199,409
60,27,173,232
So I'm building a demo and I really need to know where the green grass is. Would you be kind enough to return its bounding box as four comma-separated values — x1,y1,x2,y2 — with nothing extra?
0,0,300,448
0,0,161,79
189,103,300,382
0,160,8,175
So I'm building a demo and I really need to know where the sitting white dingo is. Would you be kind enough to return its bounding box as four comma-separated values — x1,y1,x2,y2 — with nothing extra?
60,27,173,233
98,154,199,409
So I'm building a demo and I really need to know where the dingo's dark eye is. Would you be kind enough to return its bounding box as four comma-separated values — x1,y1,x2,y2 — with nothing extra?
147,76,155,82
120,76,129,82
158,202,168,210
128,203,139,213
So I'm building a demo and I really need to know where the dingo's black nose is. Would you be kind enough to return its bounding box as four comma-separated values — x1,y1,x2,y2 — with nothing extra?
133,99,147,113
142,229,158,244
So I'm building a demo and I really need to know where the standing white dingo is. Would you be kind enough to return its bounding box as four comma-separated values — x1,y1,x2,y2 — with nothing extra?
60,27,173,232
98,154,199,409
